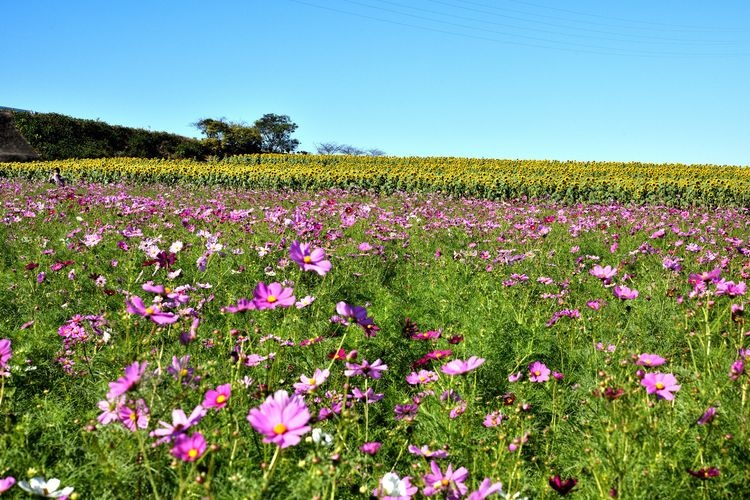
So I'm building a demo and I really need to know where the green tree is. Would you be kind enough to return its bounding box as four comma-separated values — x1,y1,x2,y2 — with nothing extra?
193,118,261,156
253,113,299,153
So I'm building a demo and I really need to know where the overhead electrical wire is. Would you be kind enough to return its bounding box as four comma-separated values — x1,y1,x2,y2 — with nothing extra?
287,0,749,57
375,0,741,45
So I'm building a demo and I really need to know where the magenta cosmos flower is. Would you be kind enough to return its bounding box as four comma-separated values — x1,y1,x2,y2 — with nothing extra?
247,390,311,448
422,461,469,498
252,281,295,310
528,361,551,383
171,432,207,462
203,383,232,410
107,361,148,399
0,338,11,372
125,295,180,325
641,372,681,400
441,356,485,375
290,240,332,276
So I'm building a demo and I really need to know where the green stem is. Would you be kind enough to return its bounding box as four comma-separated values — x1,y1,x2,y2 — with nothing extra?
136,431,162,500
260,446,283,496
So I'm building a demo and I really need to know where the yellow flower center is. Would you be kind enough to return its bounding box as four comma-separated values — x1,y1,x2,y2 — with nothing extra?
216,394,226,404
267,295,277,303
179,368,188,377
441,479,450,487
303,256,312,263
308,379,316,386
273,423,287,435
165,287,172,294
655,382,665,390
419,376,426,382
534,370,541,376
129,412,137,422
145,306,155,315
188,448,198,458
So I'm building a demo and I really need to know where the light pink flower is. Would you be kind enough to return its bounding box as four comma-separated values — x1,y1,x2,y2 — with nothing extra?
441,356,485,375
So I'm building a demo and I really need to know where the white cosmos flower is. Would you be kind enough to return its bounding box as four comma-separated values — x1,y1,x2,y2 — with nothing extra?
310,428,333,447
380,472,408,496
18,476,74,498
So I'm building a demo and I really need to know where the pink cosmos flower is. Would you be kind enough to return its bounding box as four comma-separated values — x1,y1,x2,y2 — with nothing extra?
119,399,150,432
293,368,330,395
171,432,207,462
107,361,148,399
252,282,295,310
635,353,667,367
97,395,125,425
406,369,438,385
247,390,311,448
203,383,232,411
729,359,744,380
223,298,257,313
150,405,206,445
528,361,550,383
408,444,449,458
441,356,485,375
508,372,522,382
467,478,504,500
590,264,617,283
290,240,332,276
360,441,382,455
0,338,11,375
125,295,180,325
422,461,469,498
612,285,638,300
0,476,16,494
697,406,717,425
483,410,504,428
715,280,746,297
641,372,681,400
613,285,639,300
344,358,388,379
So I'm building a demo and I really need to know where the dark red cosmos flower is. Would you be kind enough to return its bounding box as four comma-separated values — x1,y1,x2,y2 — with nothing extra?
549,475,577,495
687,468,720,479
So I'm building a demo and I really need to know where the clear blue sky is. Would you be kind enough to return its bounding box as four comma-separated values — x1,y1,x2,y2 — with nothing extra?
3,1,749,165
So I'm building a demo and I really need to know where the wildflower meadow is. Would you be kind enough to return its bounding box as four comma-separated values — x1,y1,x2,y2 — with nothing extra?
0,175,748,499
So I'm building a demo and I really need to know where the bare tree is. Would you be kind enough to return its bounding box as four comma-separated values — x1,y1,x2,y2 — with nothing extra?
315,142,343,155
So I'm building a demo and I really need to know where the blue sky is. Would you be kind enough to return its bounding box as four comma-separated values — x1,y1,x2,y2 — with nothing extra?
3,0,749,165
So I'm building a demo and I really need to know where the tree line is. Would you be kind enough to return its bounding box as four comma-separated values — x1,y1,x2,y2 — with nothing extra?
9,110,383,161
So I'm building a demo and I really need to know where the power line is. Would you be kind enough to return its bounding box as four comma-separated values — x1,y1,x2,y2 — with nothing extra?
497,0,750,33
288,0,749,57
373,0,743,45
